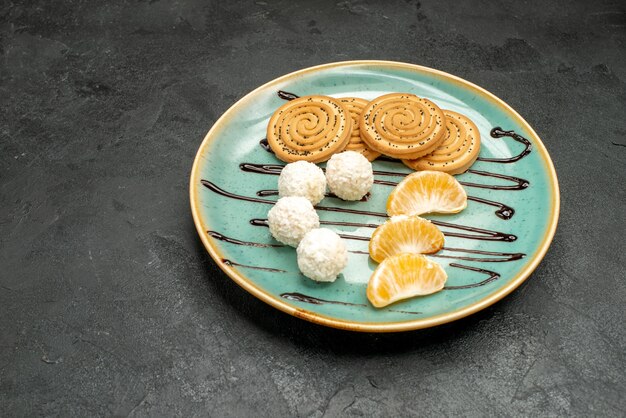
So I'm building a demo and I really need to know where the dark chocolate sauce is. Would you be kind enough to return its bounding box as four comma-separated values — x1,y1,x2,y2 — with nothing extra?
280,292,421,314
434,247,525,263
462,169,529,191
337,233,370,242
250,219,270,227
249,217,517,242
321,220,381,229
201,180,275,206
209,226,523,262
373,179,401,186
444,263,500,290
376,155,400,163
367,168,530,191
252,151,529,191
432,220,517,242
476,127,532,163
466,196,515,220
256,189,370,202
277,90,299,101
371,168,407,177
260,138,271,152
240,162,282,176
207,231,283,248
340,247,523,262
315,205,387,218
276,262,501,314
222,259,287,273
281,292,365,307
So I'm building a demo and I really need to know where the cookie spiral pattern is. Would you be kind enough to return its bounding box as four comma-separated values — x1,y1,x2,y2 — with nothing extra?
359,93,446,159
403,110,481,175
267,95,351,163
338,97,380,162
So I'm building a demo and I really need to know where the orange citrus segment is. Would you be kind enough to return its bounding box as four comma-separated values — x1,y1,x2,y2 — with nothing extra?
367,253,447,308
387,170,467,216
369,215,444,263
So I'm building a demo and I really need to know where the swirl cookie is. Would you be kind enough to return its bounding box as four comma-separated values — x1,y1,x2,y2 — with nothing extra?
403,110,481,175
359,93,446,159
338,97,381,162
267,95,352,163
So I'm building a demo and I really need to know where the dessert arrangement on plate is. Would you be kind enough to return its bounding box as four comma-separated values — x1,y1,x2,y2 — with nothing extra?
264,91,481,308
190,61,559,331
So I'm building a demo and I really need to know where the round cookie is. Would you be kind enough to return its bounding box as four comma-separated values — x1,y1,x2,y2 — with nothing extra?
267,95,352,163
338,97,381,161
403,110,481,175
359,93,446,159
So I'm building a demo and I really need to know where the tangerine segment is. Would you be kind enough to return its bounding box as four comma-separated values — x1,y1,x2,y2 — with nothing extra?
387,171,467,216
367,253,447,308
369,215,444,263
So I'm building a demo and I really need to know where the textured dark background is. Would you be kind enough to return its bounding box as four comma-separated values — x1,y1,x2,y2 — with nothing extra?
1,0,625,416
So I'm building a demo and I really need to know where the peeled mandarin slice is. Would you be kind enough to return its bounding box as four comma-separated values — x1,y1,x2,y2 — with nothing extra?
369,215,444,263
367,253,447,308
387,170,467,216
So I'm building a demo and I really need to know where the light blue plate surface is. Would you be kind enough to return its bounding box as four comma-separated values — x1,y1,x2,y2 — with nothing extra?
190,61,559,332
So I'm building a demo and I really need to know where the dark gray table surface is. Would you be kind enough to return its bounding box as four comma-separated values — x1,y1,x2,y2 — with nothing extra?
1,0,625,416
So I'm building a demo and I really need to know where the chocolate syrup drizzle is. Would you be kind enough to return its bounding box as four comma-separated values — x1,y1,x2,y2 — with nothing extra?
279,264,501,310
444,264,501,290
222,259,287,273
201,180,389,218
477,127,532,163
462,170,529,191
208,231,283,248
241,162,523,219
280,293,421,314
199,90,534,313
277,90,299,101
258,187,511,219
203,180,518,242
210,229,511,284
253,146,530,191
281,292,365,307
246,161,528,191
466,196,514,220
433,247,524,263
342,167,529,191
249,216,516,242
240,161,526,218
257,189,371,202
209,229,524,263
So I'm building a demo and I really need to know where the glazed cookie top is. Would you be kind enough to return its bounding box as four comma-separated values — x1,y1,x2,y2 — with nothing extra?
359,93,446,159
404,110,481,175
267,95,352,163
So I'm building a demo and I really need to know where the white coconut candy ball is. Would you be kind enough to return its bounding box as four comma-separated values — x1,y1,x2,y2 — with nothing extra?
278,161,326,205
325,151,374,201
296,228,348,282
267,196,319,247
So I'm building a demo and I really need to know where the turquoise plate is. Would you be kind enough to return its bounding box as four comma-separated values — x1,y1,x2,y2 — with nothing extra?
190,61,560,332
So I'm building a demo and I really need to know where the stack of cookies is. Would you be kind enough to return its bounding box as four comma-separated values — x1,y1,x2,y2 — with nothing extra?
266,92,481,175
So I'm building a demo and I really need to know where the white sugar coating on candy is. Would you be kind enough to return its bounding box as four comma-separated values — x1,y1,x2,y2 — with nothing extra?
267,196,319,247
325,151,374,201
296,228,348,282
278,161,327,205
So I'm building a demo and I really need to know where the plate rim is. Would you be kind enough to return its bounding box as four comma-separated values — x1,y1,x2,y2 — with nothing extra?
189,60,560,332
